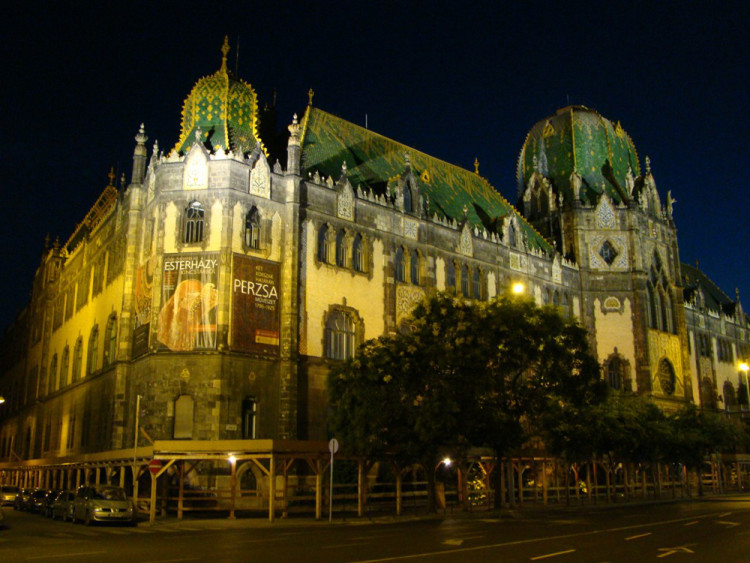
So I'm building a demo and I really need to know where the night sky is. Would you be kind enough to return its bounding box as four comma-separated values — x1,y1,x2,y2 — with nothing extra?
2,1,748,331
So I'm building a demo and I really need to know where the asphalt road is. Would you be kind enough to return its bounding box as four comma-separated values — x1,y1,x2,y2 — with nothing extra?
1,495,749,562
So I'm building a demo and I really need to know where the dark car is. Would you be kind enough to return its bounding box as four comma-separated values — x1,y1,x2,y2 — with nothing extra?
14,488,33,511
50,491,75,521
42,489,61,517
0,485,19,506
72,485,135,525
29,489,52,514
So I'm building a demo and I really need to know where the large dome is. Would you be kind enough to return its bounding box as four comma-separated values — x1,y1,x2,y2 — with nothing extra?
517,106,640,204
173,37,263,155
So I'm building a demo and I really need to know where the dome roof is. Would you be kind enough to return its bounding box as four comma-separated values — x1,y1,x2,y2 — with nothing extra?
517,106,640,204
173,37,263,155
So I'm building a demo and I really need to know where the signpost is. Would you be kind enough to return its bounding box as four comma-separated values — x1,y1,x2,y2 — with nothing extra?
328,438,339,523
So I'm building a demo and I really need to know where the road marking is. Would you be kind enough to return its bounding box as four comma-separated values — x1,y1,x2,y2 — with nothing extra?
26,551,108,560
443,539,464,546
625,532,652,540
322,542,371,549
717,512,731,517
352,512,719,563
657,545,695,558
716,520,740,528
684,521,699,526
530,549,576,560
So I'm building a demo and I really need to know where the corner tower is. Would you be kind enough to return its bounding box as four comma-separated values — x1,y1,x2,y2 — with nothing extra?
517,106,690,409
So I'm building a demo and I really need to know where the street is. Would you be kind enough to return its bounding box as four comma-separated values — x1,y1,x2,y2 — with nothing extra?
1,495,750,562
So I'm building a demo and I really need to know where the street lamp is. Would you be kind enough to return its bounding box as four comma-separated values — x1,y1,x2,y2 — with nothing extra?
740,362,750,409
0,396,5,404
511,282,525,295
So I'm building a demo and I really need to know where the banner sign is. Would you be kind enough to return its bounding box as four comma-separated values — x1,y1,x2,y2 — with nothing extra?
231,254,280,355
132,256,155,358
156,253,219,351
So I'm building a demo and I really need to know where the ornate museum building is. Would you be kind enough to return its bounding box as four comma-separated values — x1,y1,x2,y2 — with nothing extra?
1,38,748,468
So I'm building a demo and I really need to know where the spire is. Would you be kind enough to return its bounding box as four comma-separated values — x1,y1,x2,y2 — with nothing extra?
474,157,480,174
220,36,230,74
308,88,315,106
131,123,148,185
286,114,301,176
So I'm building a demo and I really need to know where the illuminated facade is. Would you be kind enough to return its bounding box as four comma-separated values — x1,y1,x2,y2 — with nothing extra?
1,38,748,465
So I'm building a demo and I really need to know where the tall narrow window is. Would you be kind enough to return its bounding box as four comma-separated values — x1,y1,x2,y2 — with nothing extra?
48,354,58,395
245,207,260,249
242,397,258,439
87,326,99,376
184,201,205,243
607,356,623,390
395,247,406,283
461,265,471,297
72,338,83,382
352,234,364,272
317,224,330,263
104,314,117,367
410,249,421,285
61,347,70,387
473,268,482,300
336,230,347,267
403,184,413,213
446,260,456,290
325,309,356,360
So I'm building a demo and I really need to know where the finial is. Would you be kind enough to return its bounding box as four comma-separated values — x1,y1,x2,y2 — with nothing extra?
404,151,411,167
532,154,539,172
107,167,116,187
645,155,651,174
195,126,203,144
695,259,699,268
474,157,479,174
292,113,298,125
220,36,230,72
120,173,126,188
152,139,159,155
308,88,315,106
53,236,60,251
341,161,347,174
736,288,741,302
462,204,468,217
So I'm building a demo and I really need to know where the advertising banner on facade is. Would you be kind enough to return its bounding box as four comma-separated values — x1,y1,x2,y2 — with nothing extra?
156,253,219,351
231,254,280,355
132,256,156,358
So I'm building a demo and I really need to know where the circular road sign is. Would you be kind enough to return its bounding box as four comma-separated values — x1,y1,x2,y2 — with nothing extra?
148,459,162,476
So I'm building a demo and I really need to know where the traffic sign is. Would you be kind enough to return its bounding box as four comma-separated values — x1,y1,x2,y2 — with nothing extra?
148,459,162,475
328,438,339,454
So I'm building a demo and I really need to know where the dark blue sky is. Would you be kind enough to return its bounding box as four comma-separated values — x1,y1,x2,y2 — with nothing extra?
2,1,748,330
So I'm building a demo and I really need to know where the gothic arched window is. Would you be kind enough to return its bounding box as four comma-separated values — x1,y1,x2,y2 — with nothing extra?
352,234,364,272
461,264,471,297
104,314,117,367
48,354,58,394
245,207,260,249
473,268,482,300
336,230,347,267
87,326,99,376
395,247,406,283
61,346,70,387
317,224,330,263
410,249,421,285
446,260,456,290
183,201,205,244
72,338,83,382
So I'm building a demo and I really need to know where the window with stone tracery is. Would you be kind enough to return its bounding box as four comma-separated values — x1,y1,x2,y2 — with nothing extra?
244,207,260,249
183,201,205,244
325,309,357,360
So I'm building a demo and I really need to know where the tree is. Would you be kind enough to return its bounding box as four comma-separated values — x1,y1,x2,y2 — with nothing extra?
328,291,606,512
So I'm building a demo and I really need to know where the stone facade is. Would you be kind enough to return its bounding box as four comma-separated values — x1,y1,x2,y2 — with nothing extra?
0,40,748,465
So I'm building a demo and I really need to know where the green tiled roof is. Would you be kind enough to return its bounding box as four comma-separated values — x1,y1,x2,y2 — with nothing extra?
300,107,552,253
173,38,262,156
517,106,640,205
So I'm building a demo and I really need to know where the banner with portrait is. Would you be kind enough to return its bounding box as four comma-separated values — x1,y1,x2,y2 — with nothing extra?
157,253,219,351
132,255,156,358
231,254,280,355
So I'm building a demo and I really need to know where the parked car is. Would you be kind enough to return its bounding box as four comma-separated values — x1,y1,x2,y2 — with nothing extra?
14,488,34,511
29,489,53,514
0,485,19,506
50,491,75,521
42,489,61,517
72,485,135,525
